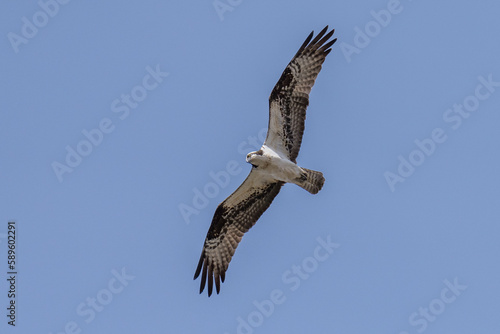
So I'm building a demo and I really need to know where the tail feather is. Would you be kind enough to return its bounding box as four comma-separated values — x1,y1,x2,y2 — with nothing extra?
297,168,325,194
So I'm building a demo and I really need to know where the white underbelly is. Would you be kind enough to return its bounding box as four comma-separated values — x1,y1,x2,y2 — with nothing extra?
265,156,301,182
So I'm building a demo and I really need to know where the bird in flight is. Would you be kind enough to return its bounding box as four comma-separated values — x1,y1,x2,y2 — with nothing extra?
194,26,336,296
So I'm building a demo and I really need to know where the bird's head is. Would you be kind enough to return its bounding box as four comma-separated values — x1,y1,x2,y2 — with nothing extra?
246,149,264,166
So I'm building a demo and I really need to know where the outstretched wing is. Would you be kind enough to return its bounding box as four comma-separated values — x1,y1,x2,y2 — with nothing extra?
265,26,336,162
194,168,283,296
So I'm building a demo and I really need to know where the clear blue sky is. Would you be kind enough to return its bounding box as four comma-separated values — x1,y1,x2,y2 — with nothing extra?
1,1,500,333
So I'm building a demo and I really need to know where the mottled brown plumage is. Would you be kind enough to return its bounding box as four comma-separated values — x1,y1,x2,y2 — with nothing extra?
266,26,336,162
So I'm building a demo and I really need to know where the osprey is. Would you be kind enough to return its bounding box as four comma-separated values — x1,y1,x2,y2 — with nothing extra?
194,26,336,296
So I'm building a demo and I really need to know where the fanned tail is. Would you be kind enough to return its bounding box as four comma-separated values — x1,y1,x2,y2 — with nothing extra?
296,168,325,194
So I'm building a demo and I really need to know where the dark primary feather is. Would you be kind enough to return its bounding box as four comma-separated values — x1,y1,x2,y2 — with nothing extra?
194,169,283,296
266,26,336,162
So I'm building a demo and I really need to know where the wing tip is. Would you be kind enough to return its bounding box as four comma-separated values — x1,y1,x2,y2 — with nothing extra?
194,249,226,297
295,26,336,59
193,249,205,280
